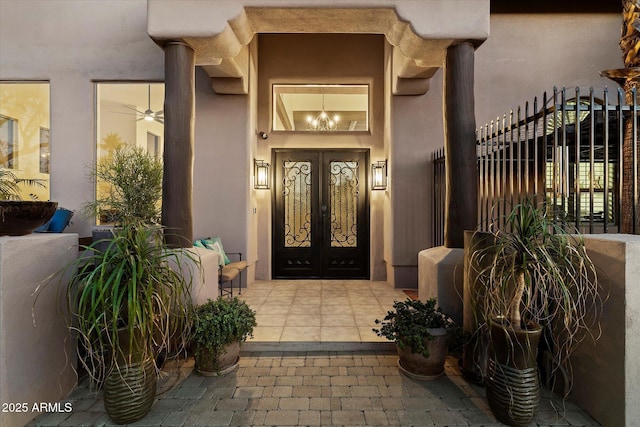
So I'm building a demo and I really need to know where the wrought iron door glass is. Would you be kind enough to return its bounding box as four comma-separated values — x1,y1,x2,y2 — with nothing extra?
283,161,312,248
330,161,359,247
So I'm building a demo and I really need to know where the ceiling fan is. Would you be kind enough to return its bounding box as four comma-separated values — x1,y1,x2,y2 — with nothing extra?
122,84,164,124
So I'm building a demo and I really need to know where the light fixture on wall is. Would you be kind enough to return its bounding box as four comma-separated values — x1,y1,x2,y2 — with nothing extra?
254,159,270,190
306,94,340,131
372,160,387,190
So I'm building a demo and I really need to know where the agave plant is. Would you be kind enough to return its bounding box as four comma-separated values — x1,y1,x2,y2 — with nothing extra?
470,198,603,383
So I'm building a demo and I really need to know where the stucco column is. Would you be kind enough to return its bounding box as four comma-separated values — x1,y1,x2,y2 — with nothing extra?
444,42,478,248
162,41,195,247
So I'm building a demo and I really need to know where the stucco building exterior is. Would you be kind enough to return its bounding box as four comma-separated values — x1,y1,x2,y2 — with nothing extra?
0,1,622,289
2,2,636,427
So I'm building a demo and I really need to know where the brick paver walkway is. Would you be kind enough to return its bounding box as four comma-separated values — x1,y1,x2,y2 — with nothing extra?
28,351,599,426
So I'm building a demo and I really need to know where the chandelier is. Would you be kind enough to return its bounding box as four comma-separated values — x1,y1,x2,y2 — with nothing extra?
306,95,340,131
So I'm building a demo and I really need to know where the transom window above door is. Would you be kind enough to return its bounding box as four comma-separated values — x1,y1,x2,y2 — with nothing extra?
272,84,369,132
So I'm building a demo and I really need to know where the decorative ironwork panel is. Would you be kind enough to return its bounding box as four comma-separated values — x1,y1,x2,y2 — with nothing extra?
283,161,312,247
329,161,359,247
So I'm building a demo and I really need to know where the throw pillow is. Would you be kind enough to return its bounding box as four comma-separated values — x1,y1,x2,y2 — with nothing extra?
202,236,231,264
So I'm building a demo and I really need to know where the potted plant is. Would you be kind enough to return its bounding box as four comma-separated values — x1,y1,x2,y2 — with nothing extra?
0,168,55,235
373,298,463,380
192,297,257,376
469,198,602,426
56,222,198,424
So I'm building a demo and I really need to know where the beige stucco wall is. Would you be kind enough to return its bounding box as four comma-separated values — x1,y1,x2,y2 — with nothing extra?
0,234,78,427
192,67,251,263
248,40,260,284
475,14,623,128
388,90,438,286
572,235,640,427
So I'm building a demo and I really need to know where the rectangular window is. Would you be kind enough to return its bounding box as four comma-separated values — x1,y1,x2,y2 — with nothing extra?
0,115,17,169
577,162,615,223
96,82,164,224
147,132,160,159
272,84,369,132
97,83,164,161
0,82,50,200
545,160,616,223
39,127,50,174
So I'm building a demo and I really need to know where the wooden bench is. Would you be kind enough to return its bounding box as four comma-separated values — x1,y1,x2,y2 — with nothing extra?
219,252,247,297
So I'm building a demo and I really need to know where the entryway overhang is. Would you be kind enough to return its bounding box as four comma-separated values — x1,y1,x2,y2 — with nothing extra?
148,0,489,95
148,0,487,253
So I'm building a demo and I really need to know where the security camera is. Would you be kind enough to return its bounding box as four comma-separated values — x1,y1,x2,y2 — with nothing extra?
258,131,269,140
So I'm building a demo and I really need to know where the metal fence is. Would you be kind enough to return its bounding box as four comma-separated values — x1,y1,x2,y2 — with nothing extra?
433,86,639,246
432,147,446,247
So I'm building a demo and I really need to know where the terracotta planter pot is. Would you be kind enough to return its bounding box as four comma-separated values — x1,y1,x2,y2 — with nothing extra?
0,201,57,236
195,341,240,376
397,328,449,380
486,319,543,427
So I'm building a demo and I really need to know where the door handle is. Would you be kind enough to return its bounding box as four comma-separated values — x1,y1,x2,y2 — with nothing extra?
319,205,328,244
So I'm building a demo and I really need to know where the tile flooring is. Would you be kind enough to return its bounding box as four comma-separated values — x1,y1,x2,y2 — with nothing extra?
25,281,602,426
238,280,409,351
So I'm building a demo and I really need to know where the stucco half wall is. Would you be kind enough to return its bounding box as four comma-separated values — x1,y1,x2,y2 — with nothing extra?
570,234,640,427
0,234,78,427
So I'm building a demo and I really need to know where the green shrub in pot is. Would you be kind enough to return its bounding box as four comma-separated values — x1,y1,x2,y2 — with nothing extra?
192,297,257,375
373,298,464,378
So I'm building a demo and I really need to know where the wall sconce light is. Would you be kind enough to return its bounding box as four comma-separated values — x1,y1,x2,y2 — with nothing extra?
254,159,270,190
372,160,387,190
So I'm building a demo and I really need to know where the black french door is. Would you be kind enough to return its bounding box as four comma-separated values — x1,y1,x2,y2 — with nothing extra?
272,149,370,279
